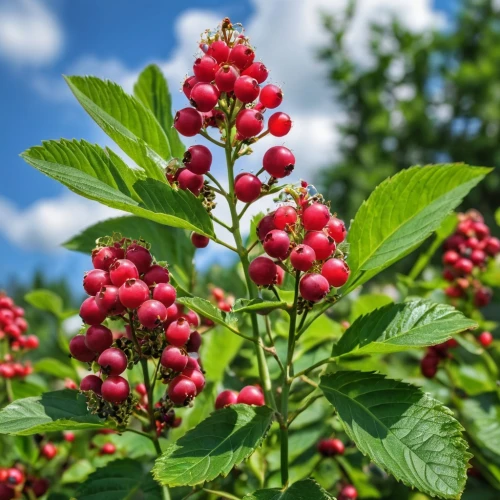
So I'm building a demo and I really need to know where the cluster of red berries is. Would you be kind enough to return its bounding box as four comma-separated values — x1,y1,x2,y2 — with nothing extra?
0,465,49,500
70,236,205,418
0,294,38,379
249,184,349,302
210,287,234,313
214,385,265,409
442,210,499,307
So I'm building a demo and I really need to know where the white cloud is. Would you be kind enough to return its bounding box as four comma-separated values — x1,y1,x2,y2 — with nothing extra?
0,193,120,251
0,0,63,66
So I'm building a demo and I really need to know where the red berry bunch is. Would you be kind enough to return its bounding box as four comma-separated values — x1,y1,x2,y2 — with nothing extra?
249,184,349,303
210,287,234,313
420,339,458,379
442,210,498,307
0,465,50,500
317,438,345,457
0,293,38,380
214,385,265,409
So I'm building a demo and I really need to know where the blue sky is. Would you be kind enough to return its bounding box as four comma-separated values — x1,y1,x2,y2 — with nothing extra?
0,0,453,291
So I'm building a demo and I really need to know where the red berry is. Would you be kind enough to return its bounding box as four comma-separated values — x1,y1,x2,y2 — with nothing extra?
101,443,116,455
262,146,295,178
193,55,218,82
273,206,297,230
7,468,23,485
190,82,220,112
80,297,107,325
421,353,439,378
23,335,39,350
260,84,283,109
125,245,152,274
234,173,262,203
80,374,103,394
15,317,28,333
257,214,276,241
83,269,111,296
137,300,168,329
317,438,345,457
268,112,292,137
41,443,57,460
98,348,128,376
95,285,124,315
168,375,197,405
215,64,239,92
118,279,150,309
3,324,20,339
470,249,486,266
135,383,147,396
191,233,210,248
321,259,350,288
443,250,460,266
183,145,212,175
143,264,169,286
445,285,463,298
235,109,264,138
0,485,15,500
109,259,139,287
237,385,265,406
299,273,330,302
186,331,202,353
215,390,238,409
182,367,205,394
152,283,177,308
290,244,316,271
234,75,260,103
454,258,473,275
207,40,230,63
182,76,197,99
242,62,268,83
64,431,75,442
485,236,500,256
249,256,278,286
0,364,15,378
177,168,204,196
303,231,336,260
229,44,255,70
339,485,358,500
263,230,290,260
174,108,203,137
85,325,113,354
472,221,490,240
478,331,493,347
92,246,124,271
101,375,130,404
70,335,96,362
303,203,330,231
326,217,347,243
32,478,50,497
165,318,191,347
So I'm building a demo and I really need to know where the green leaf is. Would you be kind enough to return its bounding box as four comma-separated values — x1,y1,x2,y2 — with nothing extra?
177,297,238,332
244,479,335,499
345,164,490,292
0,390,107,435
24,289,64,318
21,139,214,236
495,208,500,227
61,459,95,484
153,404,274,486
77,459,161,500
349,294,393,322
333,299,477,357
320,371,471,499
65,75,169,181
64,215,194,290
14,436,39,465
232,298,288,314
133,64,185,158
34,358,78,381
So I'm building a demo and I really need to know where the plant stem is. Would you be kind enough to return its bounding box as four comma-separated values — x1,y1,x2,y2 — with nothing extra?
211,214,233,232
199,129,226,148
292,356,336,380
288,391,322,425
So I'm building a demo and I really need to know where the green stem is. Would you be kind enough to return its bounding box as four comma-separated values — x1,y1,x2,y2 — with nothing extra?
211,214,233,232
292,356,336,380
288,391,322,426
5,379,13,403
408,233,443,280
199,129,225,148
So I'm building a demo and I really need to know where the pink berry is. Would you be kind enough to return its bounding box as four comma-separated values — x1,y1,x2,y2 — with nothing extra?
290,244,316,271
184,309,200,327
190,82,220,112
183,145,212,175
182,76,197,99
70,335,96,363
268,112,292,137
118,279,150,309
229,44,255,70
207,40,230,63
273,206,297,230
303,203,330,231
234,75,260,103
101,376,130,404
470,249,486,266
303,231,336,260
321,259,350,287
125,245,152,274
174,108,203,137
485,237,500,256
242,62,268,83
454,258,473,275
80,297,107,326
165,318,191,347
191,233,210,248
85,325,113,354
98,348,128,376
168,375,197,405
299,273,330,302
257,214,276,241
215,64,239,92
339,485,358,500
235,109,264,138
143,264,169,286
263,230,290,260
249,256,278,286
41,443,57,460
95,285,124,315
193,55,218,82
262,146,295,178
83,269,111,296
317,438,345,457
109,259,139,287
161,345,189,372
326,217,347,243
237,385,265,406
137,300,168,329
472,221,490,240
15,317,28,333
186,331,202,352
177,168,204,196
182,367,205,394
234,173,262,203
101,443,116,455
24,335,39,350
152,283,176,308
478,331,493,347
260,84,283,109
92,246,124,271
215,390,238,409
443,250,460,266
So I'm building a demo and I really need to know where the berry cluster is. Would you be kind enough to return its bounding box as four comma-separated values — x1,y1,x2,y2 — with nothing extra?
215,385,265,409
442,210,499,307
210,287,234,313
0,293,38,380
0,465,49,499
70,236,205,427
249,184,349,303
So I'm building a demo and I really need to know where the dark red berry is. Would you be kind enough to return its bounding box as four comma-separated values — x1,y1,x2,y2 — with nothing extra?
109,259,139,287
32,478,50,497
443,250,460,266
80,374,103,395
0,485,15,500
152,283,177,308
260,84,283,108
472,221,490,240
183,144,212,175
190,82,220,112
83,269,111,296
229,44,255,70
234,75,260,103
268,112,292,137
273,206,297,230
299,273,330,302
6,468,23,486
182,367,205,394
445,285,463,298
41,442,57,460
207,40,230,63
263,230,290,260
118,279,150,309
303,231,336,260
174,108,203,137
235,109,264,138
161,345,189,372
85,325,113,354
237,385,264,406
234,173,262,202
193,55,218,82
215,389,238,409
303,203,330,231
165,318,191,347
326,217,347,243
317,438,345,457
186,331,202,352
421,353,439,378
137,300,168,329
125,245,152,274
70,335,96,362
95,285,124,315
485,236,500,256
474,287,491,307
101,375,130,404
321,259,350,287
191,233,210,248
454,258,473,275
92,246,124,271
249,256,278,286
215,64,239,92
143,264,169,286
478,331,493,347
177,168,204,196
257,214,276,241
80,297,107,325
168,375,197,405
98,348,128,376
242,62,268,83
470,249,486,266
290,244,316,271
182,76,197,99
262,146,295,178
101,443,116,455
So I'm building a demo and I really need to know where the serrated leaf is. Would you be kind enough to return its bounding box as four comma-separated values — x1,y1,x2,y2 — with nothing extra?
333,299,477,357
345,164,490,292
77,459,161,499
153,404,274,486
133,64,184,158
320,371,471,499
349,294,393,322
244,479,335,499
64,215,194,290
0,390,107,435
232,298,288,314
177,297,238,332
